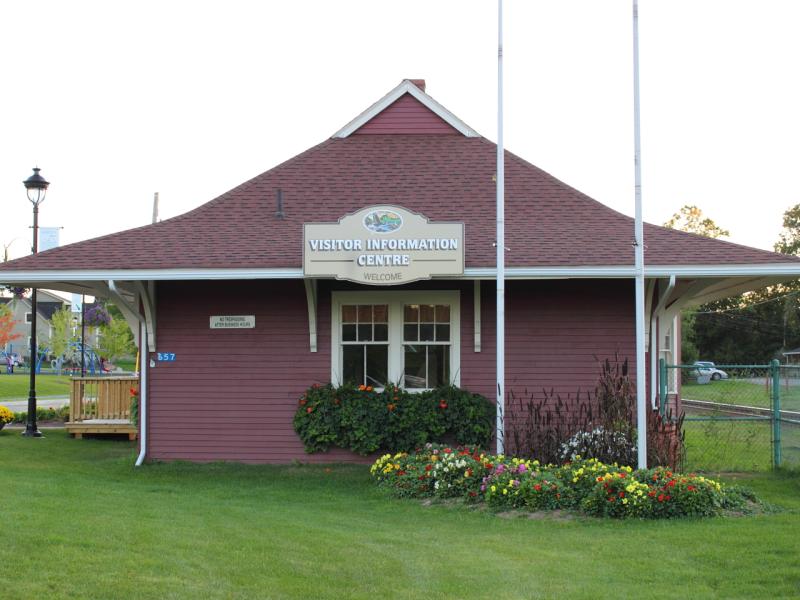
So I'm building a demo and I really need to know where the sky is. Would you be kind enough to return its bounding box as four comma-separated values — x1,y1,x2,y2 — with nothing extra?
2,0,799,261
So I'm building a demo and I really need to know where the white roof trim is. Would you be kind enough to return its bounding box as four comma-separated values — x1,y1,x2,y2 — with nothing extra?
332,80,480,138
2,263,800,284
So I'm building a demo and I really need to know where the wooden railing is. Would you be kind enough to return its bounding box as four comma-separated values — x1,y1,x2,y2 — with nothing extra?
70,376,139,422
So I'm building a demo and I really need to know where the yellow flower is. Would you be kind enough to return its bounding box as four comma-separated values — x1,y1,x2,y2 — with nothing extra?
490,485,496,493
502,488,508,495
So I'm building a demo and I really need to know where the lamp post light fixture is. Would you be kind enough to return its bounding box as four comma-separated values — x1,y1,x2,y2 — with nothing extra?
22,167,49,438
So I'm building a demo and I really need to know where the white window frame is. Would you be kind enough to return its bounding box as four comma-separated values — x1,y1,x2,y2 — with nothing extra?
331,290,460,390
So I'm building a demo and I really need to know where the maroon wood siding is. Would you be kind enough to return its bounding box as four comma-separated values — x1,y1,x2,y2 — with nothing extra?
461,280,637,419
354,93,459,135
147,279,638,463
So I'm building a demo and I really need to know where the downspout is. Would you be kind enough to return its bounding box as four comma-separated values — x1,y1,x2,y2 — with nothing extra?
650,275,676,409
135,321,148,466
108,280,148,467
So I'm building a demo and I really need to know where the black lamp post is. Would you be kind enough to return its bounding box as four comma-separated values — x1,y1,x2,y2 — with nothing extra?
22,167,49,438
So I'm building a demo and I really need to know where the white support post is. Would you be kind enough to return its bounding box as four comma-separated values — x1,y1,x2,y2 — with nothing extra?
304,279,318,353
474,280,482,352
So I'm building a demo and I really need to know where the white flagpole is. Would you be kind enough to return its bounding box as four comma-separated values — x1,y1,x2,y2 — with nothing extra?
633,0,648,469
496,0,506,455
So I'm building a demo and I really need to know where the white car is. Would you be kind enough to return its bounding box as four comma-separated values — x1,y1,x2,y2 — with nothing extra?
693,361,728,381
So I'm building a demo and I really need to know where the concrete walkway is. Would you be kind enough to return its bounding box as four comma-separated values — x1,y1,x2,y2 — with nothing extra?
1,396,69,412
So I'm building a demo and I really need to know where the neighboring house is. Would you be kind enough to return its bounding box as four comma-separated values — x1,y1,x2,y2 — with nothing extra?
0,292,101,360
782,348,800,365
2,78,800,464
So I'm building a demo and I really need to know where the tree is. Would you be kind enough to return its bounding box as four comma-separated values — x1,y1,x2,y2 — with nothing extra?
0,303,22,350
664,205,730,238
98,311,135,363
775,203,800,255
49,307,76,360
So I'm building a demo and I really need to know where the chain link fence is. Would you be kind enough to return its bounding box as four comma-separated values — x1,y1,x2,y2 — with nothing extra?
662,360,800,472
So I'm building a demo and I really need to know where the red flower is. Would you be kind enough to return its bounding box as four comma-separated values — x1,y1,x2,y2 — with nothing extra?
366,386,374,392
129,387,138,396
306,407,313,414
425,464,433,472
648,491,656,497
387,403,396,411
396,470,406,476
469,491,477,497
443,448,452,454
687,485,696,492
439,401,448,409
299,399,307,406
619,472,626,478
534,484,542,492
657,494,665,502
358,384,366,391
668,480,676,488
619,491,625,498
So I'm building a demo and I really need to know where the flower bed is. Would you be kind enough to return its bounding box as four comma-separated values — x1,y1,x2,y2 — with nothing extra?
293,383,494,455
371,444,755,519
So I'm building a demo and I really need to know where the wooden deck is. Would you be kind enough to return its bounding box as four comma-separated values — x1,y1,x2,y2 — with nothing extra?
66,377,138,440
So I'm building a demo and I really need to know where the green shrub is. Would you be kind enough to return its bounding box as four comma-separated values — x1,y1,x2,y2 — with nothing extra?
293,383,494,455
12,405,70,424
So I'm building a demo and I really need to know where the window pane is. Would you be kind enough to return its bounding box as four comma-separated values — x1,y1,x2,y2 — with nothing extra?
420,304,435,322
373,305,388,323
428,345,450,387
342,324,357,342
342,305,357,323
342,345,364,386
420,323,434,342
435,305,450,322
435,324,450,342
404,345,427,388
357,305,372,322
357,324,372,341
404,304,419,322
374,323,388,341
404,324,418,342
366,345,388,387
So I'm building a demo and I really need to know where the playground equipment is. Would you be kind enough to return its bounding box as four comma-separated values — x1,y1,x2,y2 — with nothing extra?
40,341,103,375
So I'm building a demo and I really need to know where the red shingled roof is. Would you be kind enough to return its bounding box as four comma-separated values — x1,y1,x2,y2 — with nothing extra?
1,90,797,273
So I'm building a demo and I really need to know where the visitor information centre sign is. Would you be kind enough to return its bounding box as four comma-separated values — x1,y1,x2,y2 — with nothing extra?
303,206,464,285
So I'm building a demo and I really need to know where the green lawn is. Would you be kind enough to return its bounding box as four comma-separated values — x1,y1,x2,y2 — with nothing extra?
682,379,800,412
683,416,800,473
1,430,799,599
0,373,72,399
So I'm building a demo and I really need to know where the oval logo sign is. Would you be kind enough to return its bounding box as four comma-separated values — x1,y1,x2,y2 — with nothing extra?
363,210,403,234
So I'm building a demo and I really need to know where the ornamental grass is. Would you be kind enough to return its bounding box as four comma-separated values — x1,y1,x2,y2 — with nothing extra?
371,443,757,519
